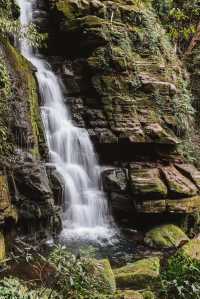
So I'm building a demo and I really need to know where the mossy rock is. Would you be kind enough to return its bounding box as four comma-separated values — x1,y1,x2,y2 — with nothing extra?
130,168,168,199
3,40,44,156
0,231,5,261
98,259,116,294
144,224,189,249
115,290,143,299
142,290,156,299
114,257,160,289
180,239,200,261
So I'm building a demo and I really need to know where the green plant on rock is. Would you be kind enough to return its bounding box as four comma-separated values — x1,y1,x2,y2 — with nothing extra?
0,18,46,48
0,58,12,156
0,277,60,299
153,0,200,54
160,253,200,299
48,245,112,299
0,57,11,96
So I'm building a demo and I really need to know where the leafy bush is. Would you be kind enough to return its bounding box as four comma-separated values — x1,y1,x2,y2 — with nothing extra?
48,245,112,299
153,0,200,54
0,277,60,299
160,253,200,299
2,243,113,299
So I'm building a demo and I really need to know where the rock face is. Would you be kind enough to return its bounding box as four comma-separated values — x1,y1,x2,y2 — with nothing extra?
0,25,60,234
44,0,200,225
1,0,200,237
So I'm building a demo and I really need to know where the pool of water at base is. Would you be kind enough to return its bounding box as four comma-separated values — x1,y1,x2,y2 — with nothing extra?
50,228,141,268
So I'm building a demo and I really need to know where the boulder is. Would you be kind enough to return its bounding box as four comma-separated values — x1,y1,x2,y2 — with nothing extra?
0,232,5,261
180,239,200,261
116,290,143,299
102,168,128,192
175,164,200,189
97,259,116,294
142,291,156,299
161,166,198,198
144,224,189,249
114,257,160,289
130,168,167,199
110,192,133,214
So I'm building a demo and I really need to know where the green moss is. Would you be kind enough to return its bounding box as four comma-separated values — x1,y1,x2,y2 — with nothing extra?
130,168,168,198
114,257,160,289
0,52,12,156
0,231,5,261
180,239,200,261
115,290,143,299
142,291,156,299
97,259,116,294
55,0,75,20
3,40,44,157
144,224,189,249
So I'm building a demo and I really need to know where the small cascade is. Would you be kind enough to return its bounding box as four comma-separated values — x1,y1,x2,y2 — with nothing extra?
16,0,116,242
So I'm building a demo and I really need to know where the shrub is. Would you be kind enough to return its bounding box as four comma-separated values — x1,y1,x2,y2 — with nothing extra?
160,253,200,299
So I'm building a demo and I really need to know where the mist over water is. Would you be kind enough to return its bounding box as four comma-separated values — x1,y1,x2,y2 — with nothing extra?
16,0,116,244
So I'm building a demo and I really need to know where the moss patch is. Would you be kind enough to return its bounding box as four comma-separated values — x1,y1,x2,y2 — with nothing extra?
116,290,143,299
97,259,116,294
0,231,5,261
3,40,44,157
144,224,189,249
180,239,200,261
114,257,160,289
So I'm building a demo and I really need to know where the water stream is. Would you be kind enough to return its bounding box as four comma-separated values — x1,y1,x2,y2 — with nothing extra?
16,0,116,243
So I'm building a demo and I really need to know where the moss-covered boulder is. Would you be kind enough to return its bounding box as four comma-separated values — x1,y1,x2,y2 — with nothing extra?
116,290,143,299
114,257,160,289
97,259,116,294
144,224,189,249
130,168,167,199
0,232,5,261
142,291,156,299
180,239,200,261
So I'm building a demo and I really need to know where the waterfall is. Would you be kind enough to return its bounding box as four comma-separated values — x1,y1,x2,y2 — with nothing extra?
16,0,115,242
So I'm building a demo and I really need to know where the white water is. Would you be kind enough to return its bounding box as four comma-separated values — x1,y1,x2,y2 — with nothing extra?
16,0,115,242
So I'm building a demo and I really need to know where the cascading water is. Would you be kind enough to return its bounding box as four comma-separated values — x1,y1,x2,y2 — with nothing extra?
16,0,116,242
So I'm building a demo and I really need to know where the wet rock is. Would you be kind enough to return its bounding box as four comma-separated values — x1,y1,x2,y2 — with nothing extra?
102,168,128,193
110,192,133,214
14,159,53,201
144,224,189,249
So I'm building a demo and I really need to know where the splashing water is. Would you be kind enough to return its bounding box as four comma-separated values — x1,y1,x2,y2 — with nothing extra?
16,0,116,243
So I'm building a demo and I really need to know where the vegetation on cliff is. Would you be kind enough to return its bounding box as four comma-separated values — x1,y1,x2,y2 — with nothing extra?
0,0,200,298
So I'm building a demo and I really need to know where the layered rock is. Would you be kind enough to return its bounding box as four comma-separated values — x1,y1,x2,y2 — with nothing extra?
0,37,60,235
43,0,200,225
